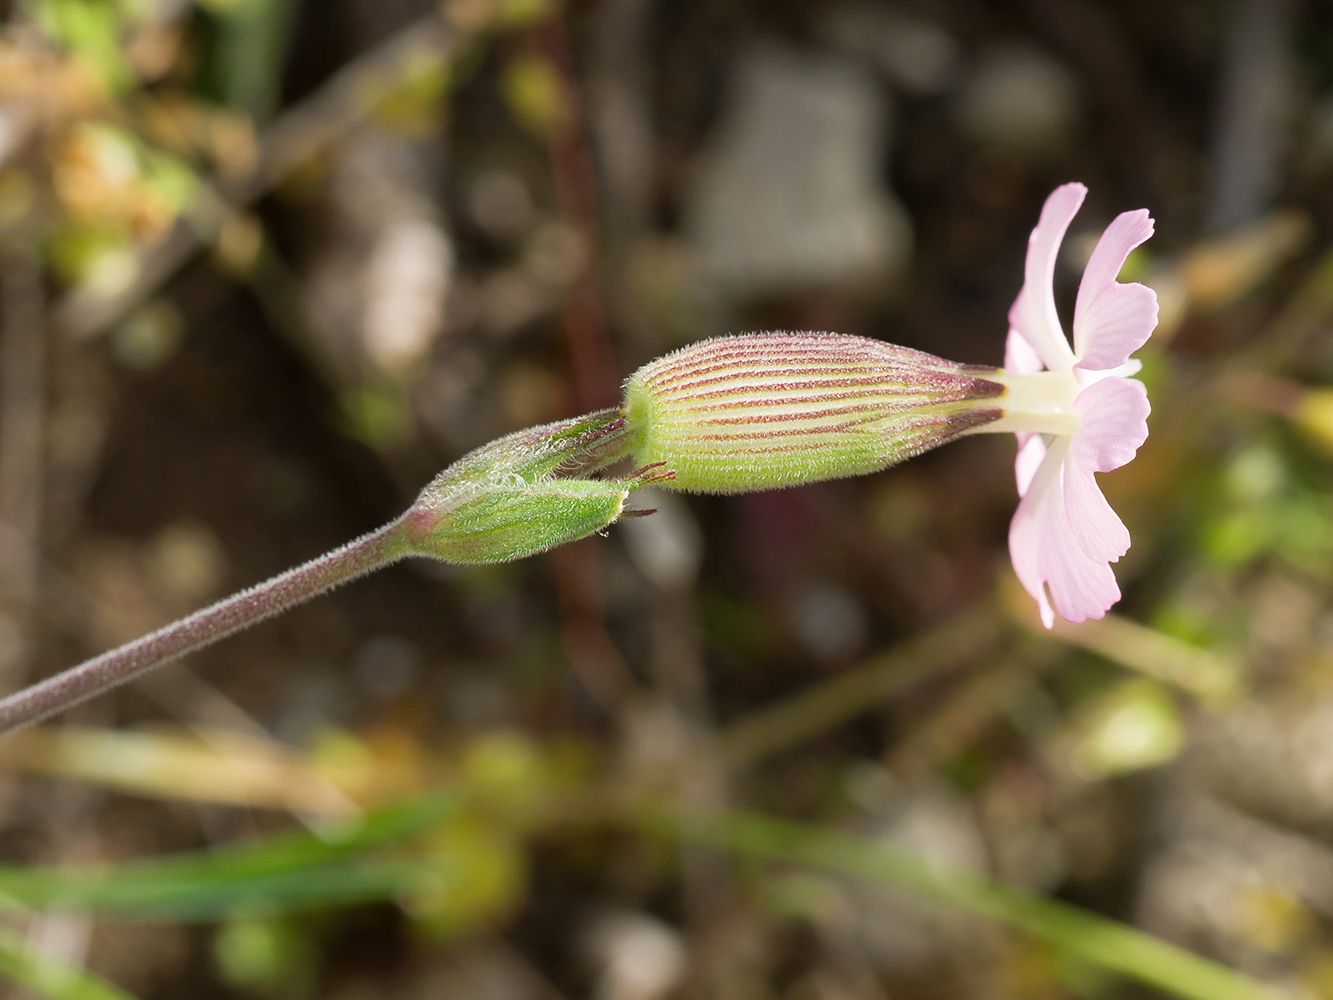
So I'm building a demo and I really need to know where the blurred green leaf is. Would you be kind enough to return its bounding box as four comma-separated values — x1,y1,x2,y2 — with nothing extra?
367,49,451,137
45,224,137,295
213,912,317,998
408,821,526,938
1061,678,1185,779
32,0,132,93
502,53,566,138
340,384,413,451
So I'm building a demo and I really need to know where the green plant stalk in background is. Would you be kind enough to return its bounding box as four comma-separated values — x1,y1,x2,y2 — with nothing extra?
665,808,1294,1000
0,787,1293,1000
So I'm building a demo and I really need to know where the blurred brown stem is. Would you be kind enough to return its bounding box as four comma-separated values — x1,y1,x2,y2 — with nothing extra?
554,540,642,714
538,16,636,722
534,16,620,411
887,640,1065,780
716,601,1005,771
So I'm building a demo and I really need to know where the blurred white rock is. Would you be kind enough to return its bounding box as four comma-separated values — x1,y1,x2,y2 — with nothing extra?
304,131,453,380
363,217,453,372
465,168,535,241
620,699,696,780
824,5,960,95
1188,695,1333,838
846,785,992,974
878,783,989,875
1138,792,1333,967
789,581,868,662
992,820,1067,893
583,910,688,1000
956,45,1078,159
685,43,911,298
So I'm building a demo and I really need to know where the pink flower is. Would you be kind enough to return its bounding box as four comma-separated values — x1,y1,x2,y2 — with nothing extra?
1004,183,1157,628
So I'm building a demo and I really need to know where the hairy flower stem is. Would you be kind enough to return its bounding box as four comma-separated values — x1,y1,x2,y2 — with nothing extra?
0,521,410,737
0,409,648,737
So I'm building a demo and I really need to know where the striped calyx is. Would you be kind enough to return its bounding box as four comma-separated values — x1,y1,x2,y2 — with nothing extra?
622,333,1005,493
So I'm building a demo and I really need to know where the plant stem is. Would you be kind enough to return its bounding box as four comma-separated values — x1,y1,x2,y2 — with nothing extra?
0,520,409,738
715,601,1003,771
652,807,1295,1000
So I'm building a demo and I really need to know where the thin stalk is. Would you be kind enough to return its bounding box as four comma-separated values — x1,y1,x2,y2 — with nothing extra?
0,520,409,737
715,601,1003,771
652,807,1295,1000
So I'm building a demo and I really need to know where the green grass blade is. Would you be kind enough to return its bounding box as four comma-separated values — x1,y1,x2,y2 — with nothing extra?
0,859,426,921
0,794,457,919
663,808,1294,1000
0,926,137,1000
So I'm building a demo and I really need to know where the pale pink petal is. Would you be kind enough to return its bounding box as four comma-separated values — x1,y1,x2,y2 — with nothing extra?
1055,376,1148,569
1010,494,1055,629
1015,433,1047,497
1010,434,1124,628
1063,465,1131,563
1009,439,1066,628
1010,183,1084,372
1071,377,1150,473
1072,209,1158,370
1038,472,1121,623
1005,323,1046,375
1005,185,1155,628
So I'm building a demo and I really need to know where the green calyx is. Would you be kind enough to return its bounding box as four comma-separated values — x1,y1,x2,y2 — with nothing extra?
400,409,667,564
395,333,1011,563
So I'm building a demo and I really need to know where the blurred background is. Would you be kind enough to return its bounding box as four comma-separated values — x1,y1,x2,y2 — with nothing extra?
4,0,1333,997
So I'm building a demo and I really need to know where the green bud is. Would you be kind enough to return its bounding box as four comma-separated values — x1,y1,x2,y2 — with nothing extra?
622,333,1004,493
401,409,669,563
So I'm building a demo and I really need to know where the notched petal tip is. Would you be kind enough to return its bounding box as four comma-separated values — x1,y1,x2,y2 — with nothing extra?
1074,282,1159,374
1064,464,1131,564
1041,490,1122,625
1073,208,1159,369
1014,184,1086,372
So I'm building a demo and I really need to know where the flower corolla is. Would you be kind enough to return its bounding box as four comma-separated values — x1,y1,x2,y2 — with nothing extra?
1003,183,1157,627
